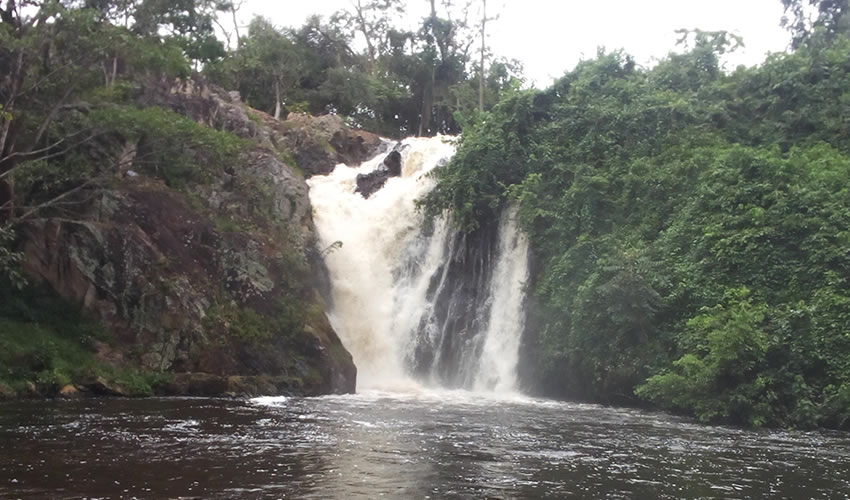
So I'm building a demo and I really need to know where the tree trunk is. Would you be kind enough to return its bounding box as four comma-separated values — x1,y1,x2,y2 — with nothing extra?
479,0,486,113
274,79,282,120
5,173,13,222
355,0,377,74
111,55,118,87
0,137,16,223
117,139,138,175
0,49,24,223
419,65,435,137
231,4,241,48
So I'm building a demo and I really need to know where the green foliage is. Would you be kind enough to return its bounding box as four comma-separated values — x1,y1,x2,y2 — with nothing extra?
205,304,274,342
419,89,541,230
424,35,850,429
88,106,247,188
10,104,246,213
0,279,179,398
782,0,850,48
0,227,26,290
103,368,174,397
0,282,109,393
637,289,774,426
204,293,306,345
205,2,522,137
214,215,241,233
0,0,204,223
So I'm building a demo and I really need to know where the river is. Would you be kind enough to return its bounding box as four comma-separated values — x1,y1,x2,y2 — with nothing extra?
2,390,849,498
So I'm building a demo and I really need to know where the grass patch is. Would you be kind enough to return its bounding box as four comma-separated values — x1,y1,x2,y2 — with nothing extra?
0,317,102,393
0,282,172,397
96,366,174,396
0,283,107,393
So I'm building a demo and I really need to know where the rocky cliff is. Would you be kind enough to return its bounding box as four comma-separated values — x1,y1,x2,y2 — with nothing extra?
5,79,383,398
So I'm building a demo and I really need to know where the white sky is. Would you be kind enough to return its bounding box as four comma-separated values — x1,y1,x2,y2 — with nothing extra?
236,0,792,87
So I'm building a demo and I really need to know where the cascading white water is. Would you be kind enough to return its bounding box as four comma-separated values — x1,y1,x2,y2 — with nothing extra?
473,206,530,393
307,136,529,393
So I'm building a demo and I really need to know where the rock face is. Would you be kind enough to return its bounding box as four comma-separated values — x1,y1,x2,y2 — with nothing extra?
17,80,364,397
355,151,403,198
147,80,385,178
279,113,386,176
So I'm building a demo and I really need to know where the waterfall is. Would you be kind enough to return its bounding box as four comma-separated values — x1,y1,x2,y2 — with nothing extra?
473,206,530,393
307,136,529,393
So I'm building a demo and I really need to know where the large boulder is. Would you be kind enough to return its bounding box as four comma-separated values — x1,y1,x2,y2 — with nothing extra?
275,113,385,176
355,151,403,198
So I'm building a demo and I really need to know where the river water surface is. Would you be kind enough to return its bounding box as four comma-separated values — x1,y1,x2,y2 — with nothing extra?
1,390,849,499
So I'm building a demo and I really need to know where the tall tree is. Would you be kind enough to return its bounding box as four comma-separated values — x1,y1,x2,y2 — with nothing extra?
235,17,304,118
0,0,190,222
333,0,402,74
478,0,485,112
782,0,850,47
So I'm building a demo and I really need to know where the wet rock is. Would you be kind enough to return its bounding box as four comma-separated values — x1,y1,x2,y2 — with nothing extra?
59,384,81,399
84,377,129,397
354,170,390,198
166,373,229,397
331,129,385,168
355,151,404,198
162,373,301,397
383,150,402,176
23,381,39,398
279,113,384,176
226,375,281,397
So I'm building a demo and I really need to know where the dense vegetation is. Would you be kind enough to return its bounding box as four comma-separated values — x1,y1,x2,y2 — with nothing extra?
1,0,513,227
204,0,520,137
0,283,172,397
424,1,850,429
0,0,365,395
0,0,245,225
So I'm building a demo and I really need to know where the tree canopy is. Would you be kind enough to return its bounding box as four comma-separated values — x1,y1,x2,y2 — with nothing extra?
422,3,850,429
204,0,522,137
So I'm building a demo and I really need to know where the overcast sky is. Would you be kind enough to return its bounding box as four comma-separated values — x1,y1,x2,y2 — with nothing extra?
236,0,792,87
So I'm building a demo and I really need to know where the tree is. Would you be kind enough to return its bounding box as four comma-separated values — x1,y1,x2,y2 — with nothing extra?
332,0,402,74
782,0,850,47
0,224,25,289
421,33,850,428
211,0,244,50
0,1,106,222
244,18,304,119
206,15,351,118
202,0,519,136
134,0,228,64
0,0,191,224
478,0,492,112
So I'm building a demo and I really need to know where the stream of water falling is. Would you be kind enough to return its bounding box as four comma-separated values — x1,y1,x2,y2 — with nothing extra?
307,136,529,392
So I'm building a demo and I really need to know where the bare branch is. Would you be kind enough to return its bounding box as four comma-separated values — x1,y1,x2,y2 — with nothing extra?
31,86,77,146
0,132,100,179
13,176,105,224
0,137,67,164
